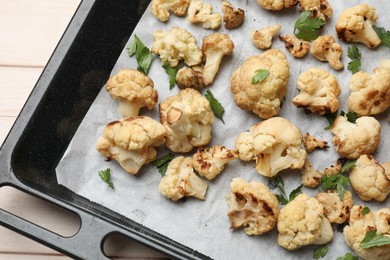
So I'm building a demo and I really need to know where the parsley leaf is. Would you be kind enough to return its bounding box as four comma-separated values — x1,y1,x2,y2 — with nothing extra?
128,35,153,75
98,168,114,189
321,174,350,199
313,244,328,259
341,160,356,173
336,252,358,260
152,153,175,176
294,11,325,41
252,69,270,84
347,45,361,74
361,206,370,215
272,176,302,205
162,61,178,90
360,230,390,249
324,111,338,130
205,90,225,124
374,26,390,48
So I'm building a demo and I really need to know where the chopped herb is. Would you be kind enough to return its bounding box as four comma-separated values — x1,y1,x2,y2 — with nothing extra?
360,230,390,249
336,252,358,260
98,168,114,189
127,35,153,75
321,174,350,199
324,111,338,130
347,45,361,74
205,90,225,124
344,111,358,123
294,11,325,41
313,244,328,259
272,176,303,205
361,206,370,215
127,40,137,57
374,26,390,48
252,69,270,84
341,160,356,173
162,61,178,89
152,153,175,176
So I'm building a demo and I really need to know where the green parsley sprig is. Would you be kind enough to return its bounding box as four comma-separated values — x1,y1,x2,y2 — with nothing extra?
360,230,390,249
162,61,178,90
128,35,153,75
361,206,370,215
324,111,358,130
269,176,302,205
205,90,225,124
252,69,270,84
374,26,390,48
347,45,361,74
294,11,325,41
98,168,114,189
321,160,356,199
313,244,328,259
152,153,175,176
336,252,358,260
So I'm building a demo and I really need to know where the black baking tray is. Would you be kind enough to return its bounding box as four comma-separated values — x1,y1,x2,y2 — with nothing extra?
0,0,209,259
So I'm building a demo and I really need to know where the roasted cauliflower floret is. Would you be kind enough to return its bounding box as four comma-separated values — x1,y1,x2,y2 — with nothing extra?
323,158,344,177
301,158,322,188
187,0,221,29
192,146,238,180
96,116,167,175
311,35,344,70
176,67,205,90
330,116,381,160
256,0,298,11
252,25,281,50
201,33,234,86
105,69,158,117
299,0,333,21
222,1,244,29
279,35,310,58
343,206,390,260
159,88,214,153
151,0,190,22
292,68,341,115
235,117,307,177
231,49,290,119
315,190,353,224
335,4,382,49
349,155,390,202
348,60,390,116
304,133,328,153
277,194,333,250
226,178,279,235
152,27,202,67
159,156,208,201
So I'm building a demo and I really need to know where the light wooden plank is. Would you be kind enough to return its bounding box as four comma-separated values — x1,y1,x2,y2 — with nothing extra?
0,116,15,146
0,253,69,260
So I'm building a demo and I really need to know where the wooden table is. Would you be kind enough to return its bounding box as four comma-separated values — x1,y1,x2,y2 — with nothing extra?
0,1,166,259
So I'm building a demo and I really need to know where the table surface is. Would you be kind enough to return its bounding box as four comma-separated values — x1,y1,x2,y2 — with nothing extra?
0,0,167,259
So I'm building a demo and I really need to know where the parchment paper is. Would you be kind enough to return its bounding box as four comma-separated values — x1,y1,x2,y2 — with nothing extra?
56,1,390,259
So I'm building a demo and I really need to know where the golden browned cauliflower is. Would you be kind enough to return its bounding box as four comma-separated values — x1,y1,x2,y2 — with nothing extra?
105,69,158,117
311,35,344,70
159,156,208,201
349,155,390,202
304,132,328,153
335,4,382,49
226,178,279,235
256,0,298,11
252,25,282,50
277,194,333,250
292,68,341,115
348,59,390,116
159,88,214,153
315,190,353,224
343,206,390,260
279,35,310,58
235,117,307,177
187,0,221,29
301,158,322,188
231,49,290,119
330,116,381,160
151,0,190,22
299,0,333,21
175,67,205,90
192,146,238,180
96,116,167,175
222,1,244,29
323,158,344,177
202,33,234,86
152,27,202,67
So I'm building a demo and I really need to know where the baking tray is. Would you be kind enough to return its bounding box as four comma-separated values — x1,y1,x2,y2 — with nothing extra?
0,0,208,259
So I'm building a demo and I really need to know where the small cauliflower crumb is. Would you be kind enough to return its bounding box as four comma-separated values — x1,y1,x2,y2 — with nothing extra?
301,158,322,188
311,35,344,70
187,0,221,29
252,25,281,50
222,1,244,29
280,35,310,58
315,190,353,224
176,67,205,90
304,133,329,153
151,0,190,22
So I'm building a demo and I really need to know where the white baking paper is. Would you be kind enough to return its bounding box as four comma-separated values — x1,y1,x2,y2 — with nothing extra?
56,0,390,259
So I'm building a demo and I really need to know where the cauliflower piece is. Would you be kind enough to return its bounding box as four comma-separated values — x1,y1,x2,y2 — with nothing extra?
277,193,333,250
343,206,390,260
175,67,205,90
159,88,214,153
252,25,281,50
335,4,382,49
159,156,208,201
187,0,221,29
349,155,390,202
235,117,307,177
230,49,290,119
279,35,310,58
301,158,322,188
152,27,203,67
292,68,341,115
348,60,390,116
256,0,298,11
323,158,344,177
299,0,333,21
330,116,381,160
304,133,328,153
192,146,238,180
315,190,353,224
105,69,158,117
311,35,344,70
222,1,244,29
96,116,167,175
151,0,190,22
201,33,234,86
226,178,279,235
